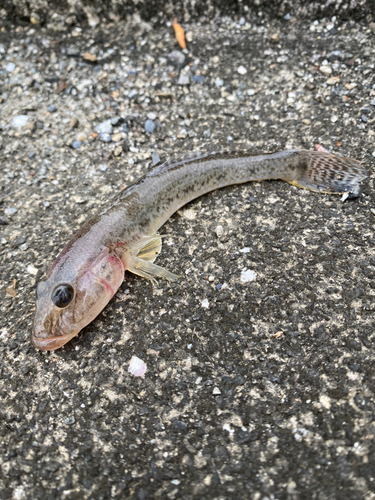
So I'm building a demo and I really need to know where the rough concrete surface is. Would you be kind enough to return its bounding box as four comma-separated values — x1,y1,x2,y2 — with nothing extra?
1,8,375,500
1,0,375,28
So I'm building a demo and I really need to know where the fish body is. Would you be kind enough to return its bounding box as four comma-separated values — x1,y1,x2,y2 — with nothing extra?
32,149,367,350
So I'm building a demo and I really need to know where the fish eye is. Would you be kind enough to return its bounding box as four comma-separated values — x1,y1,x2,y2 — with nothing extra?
51,284,74,308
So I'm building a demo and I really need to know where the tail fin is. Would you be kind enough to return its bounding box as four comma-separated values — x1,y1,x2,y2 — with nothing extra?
289,151,368,198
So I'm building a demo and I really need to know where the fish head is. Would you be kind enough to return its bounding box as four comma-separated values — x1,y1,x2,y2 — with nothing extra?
32,246,125,351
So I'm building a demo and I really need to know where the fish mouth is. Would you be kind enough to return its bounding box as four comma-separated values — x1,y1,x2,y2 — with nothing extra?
32,332,75,351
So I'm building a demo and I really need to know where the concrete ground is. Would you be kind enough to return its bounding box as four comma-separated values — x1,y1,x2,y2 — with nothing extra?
1,8,375,500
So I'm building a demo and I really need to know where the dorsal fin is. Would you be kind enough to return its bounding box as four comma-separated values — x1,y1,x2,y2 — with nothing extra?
149,149,265,177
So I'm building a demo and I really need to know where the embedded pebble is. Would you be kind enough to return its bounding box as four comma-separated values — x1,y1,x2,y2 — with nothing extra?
168,50,185,67
192,74,205,84
76,132,87,142
178,74,190,86
111,133,122,142
99,132,112,142
27,265,38,276
237,65,247,75
145,120,156,133
47,105,57,113
71,140,82,149
6,62,15,72
111,116,121,126
327,76,340,85
319,65,332,76
240,269,257,283
147,112,157,120
215,225,224,237
215,78,224,87
152,152,161,165
201,299,209,309
95,119,113,134
128,356,147,377
12,115,28,127
99,164,108,172
4,207,17,217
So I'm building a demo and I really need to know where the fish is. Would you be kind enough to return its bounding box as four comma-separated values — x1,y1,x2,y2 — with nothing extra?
32,149,368,351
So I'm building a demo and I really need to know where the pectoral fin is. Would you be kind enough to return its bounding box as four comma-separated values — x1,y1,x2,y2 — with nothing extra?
135,234,162,262
128,256,181,285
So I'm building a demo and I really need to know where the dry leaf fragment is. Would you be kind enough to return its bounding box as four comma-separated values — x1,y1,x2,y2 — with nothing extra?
6,279,17,297
172,18,186,49
56,81,67,94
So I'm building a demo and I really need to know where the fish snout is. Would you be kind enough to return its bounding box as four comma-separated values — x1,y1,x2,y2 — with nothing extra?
32,332,74,351
32,315,74,351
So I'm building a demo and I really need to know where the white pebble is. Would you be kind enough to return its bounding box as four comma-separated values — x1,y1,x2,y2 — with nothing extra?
27,265,38,275
237,65,247,75
4,207,17,217
240,268,257,283
239,247,250,253
213,387,221,395
201,299,209,309
215,225,223,237
222,423,234,433
12,115,28,128
319,65,332,76
128,355,147,377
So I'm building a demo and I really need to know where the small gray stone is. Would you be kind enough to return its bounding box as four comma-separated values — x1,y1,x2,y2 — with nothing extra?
99,132,112,142
67,47,79,57
215,78,224,87
145,120,156,133
64,416,75,425
178,74,190,86
168,50,185,67
152,152,161,165
192,74,205,84
147,112,157,120
6,62,15,72
128,89,138,99
95,119,113,134
100,164,108,172
111,116,121,126
203,129,211,138
4,207,17,217
71,140,82,149
15,236,26,246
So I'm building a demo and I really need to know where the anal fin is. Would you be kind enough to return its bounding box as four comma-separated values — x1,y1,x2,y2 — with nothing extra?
128,256,181,285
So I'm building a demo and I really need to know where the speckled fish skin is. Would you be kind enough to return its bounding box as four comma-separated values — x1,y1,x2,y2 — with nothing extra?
32,149,368,351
